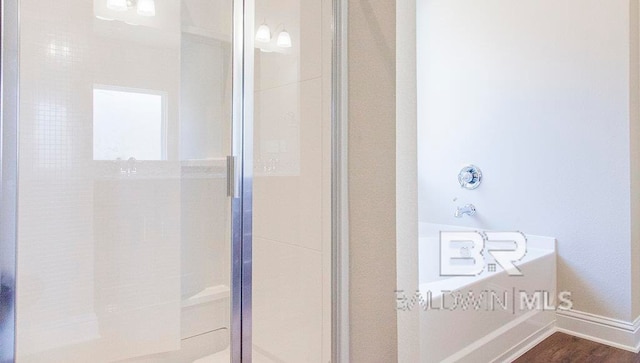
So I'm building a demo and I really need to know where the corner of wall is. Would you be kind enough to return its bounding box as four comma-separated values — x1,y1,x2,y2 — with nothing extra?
348,0,398,361
395,0,419,362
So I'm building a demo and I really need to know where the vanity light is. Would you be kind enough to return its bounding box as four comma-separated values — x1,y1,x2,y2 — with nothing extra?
276,29,292,48
136,0,156,17
106,0,128,11
255,23,272,43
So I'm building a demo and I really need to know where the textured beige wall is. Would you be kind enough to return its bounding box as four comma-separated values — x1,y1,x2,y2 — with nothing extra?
395,0,419,362
348,0,398,361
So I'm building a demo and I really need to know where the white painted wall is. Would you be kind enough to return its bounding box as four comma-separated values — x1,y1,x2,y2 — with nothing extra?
397,0,419,362
630,0,640,322
417,0,635,321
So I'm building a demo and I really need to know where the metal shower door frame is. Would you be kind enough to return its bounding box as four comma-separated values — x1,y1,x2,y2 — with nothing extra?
0,0,19,361
231,0,254,361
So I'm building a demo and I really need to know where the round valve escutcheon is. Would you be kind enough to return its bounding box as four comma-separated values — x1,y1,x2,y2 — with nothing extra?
458,165,482,190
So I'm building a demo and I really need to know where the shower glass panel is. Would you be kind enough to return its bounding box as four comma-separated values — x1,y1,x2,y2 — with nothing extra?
14,0,234,361
251,0,333,361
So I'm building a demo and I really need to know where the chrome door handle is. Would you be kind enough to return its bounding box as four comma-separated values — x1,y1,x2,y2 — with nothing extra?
227,155,239,198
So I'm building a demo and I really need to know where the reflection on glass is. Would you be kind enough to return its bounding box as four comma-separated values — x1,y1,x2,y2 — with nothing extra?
93,87,165,161
106,0,127,12
136,0,156,17
16,0,233,362
251,0,331,361
276,29,292,48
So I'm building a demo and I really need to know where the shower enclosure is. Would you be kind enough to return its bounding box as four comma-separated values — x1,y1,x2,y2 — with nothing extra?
0,0,338,361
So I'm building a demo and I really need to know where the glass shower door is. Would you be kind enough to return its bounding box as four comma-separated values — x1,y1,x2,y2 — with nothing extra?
250,0,333,361
14,0,235,361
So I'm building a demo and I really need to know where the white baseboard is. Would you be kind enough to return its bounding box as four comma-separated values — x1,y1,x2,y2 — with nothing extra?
497,320,557,362
556,310,640,353
442,310,556,363
450,310,640,362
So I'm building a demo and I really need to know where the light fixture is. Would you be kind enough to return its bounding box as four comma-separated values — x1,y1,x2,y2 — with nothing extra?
255,23,271,43
277,29,292,48
107,0,128,11
136,0,156,17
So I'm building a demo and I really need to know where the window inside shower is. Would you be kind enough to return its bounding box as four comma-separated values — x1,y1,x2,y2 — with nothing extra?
93,86,166,161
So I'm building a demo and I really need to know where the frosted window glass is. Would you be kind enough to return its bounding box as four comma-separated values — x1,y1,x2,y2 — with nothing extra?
93,87,165,160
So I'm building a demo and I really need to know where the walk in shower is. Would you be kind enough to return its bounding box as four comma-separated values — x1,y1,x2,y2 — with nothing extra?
0,0,337,361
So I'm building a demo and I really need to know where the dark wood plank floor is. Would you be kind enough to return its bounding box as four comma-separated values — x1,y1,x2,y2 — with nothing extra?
514,332,640,363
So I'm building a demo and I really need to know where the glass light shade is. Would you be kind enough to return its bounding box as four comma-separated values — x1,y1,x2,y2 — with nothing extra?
137,0,156,16
255,24,271,43
277,30,292,48
106,0,128,11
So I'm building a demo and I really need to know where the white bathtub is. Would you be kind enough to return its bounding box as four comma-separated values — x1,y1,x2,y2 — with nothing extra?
418,223,557,362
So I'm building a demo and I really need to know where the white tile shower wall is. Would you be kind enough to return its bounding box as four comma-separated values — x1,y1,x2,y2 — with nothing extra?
180,175,230,301
252,237,323,361
15,0,231,361
181,0,233,41
179,0,232,303
180,34,231,160
253,0,322,92
253,79,323,251
417,0,634,321
252,0,331,361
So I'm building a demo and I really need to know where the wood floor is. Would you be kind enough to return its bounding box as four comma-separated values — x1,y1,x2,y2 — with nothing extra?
514,332,640,363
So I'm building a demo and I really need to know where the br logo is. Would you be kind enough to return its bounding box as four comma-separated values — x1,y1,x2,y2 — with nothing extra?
440,231,527,276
